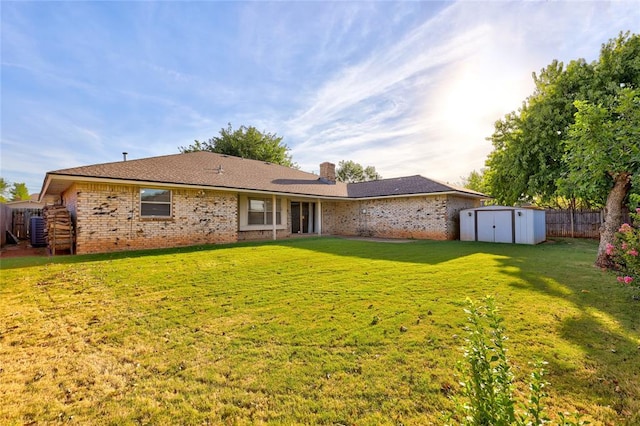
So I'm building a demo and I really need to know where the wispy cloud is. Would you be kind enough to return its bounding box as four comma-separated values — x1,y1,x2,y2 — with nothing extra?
284,3,495,177
285,1,640,182
1,1,638,193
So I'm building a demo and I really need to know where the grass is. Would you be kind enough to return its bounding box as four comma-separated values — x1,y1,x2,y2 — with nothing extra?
1,237,639,425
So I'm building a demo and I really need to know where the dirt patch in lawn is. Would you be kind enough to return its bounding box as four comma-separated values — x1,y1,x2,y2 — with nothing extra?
0,240,47,258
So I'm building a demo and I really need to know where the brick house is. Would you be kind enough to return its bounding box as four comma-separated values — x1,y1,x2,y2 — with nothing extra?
39,151,484,254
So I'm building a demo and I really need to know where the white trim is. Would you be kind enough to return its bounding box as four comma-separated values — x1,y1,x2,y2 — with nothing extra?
351,191,485,200
272,194,277,240
317,200,322,236
238,194,287,232
140,187,172,218
38,174,53,203
43,174,351,200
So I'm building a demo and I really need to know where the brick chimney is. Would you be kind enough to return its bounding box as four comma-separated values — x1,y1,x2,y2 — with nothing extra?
319,162,336,183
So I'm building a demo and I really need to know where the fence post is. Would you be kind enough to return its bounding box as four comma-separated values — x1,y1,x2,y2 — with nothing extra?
0,204,10,247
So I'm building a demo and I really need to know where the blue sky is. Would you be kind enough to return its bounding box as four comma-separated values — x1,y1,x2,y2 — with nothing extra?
1,1,638,194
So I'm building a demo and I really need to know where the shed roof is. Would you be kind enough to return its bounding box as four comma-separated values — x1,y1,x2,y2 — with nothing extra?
40,151,485,201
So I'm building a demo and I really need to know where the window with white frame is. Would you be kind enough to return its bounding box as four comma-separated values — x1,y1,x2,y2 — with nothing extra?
248,197,281,225
140,188,172,218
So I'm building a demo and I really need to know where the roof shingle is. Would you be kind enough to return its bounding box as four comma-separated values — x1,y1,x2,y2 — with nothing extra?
42,151,484,200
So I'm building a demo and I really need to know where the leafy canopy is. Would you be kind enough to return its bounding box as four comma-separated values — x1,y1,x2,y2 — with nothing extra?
335,160,382,183
179,123,296,168
0,178,30,202
484,31,639,267
485,31,639,209
10,182,30,201
0,177,8,203
460,169,489,195
562,88,640,204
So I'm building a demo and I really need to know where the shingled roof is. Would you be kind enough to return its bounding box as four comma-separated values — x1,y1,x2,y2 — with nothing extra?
40,151,484,200
347,175,482,198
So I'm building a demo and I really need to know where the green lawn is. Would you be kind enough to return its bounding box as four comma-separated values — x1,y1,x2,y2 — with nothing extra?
1,238,638,425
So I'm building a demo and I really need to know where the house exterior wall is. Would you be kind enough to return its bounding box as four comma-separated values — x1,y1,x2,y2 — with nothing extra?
237,229,291,241
62,184,79,224
445,195,482,240
322,195,480,240
55,181,481,254
65,183,238,254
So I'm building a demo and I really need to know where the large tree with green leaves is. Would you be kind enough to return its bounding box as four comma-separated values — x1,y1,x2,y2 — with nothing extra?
461,169,489,194
9,182,30,201
564,88,640,266
485,31,639,267
336,160,382,183
179,123,296,168
485,57,595,207
0,179,30,202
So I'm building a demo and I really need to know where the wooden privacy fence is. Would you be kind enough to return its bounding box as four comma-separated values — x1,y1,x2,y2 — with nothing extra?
12,208,43,239
545,209,631,239
0,207,44,247
0,204,10,247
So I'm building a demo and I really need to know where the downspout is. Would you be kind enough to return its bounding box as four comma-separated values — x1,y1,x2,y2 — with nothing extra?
272,194,277,240
131,186,135,241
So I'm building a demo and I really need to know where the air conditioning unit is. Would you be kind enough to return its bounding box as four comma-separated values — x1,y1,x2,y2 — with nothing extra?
30,216,46,247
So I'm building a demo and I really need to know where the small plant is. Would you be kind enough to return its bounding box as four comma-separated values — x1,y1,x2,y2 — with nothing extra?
450,296,516,425
448,297,589,426
607,207,640,286
519,360,550,425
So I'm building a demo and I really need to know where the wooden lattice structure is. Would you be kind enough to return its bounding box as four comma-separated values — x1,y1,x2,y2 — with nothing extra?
43,205,74,255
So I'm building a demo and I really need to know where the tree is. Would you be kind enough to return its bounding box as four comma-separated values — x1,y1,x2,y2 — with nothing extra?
179,123,296,168
460,169,488,194
0,177,8,203
564,88,640,266
484,31,639,267
9,182,30,201
336,160,382,183
0,178,30,202
363,165,381,182
485,57,595,206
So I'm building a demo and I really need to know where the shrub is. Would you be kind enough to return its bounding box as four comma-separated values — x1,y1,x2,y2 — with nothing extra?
453,297,516,425
448,297,589,426
607,207,640,286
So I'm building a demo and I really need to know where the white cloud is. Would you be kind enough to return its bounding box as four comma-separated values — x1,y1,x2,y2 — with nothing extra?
285,1,640,182
2,1,639,193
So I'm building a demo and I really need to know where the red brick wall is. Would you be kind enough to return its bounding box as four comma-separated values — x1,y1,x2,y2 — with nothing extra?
61,182,481,253
66,183,238,254
322,195,480,240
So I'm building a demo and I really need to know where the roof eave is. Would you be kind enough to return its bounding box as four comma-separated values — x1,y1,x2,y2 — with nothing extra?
41,174,488,202
38,174,54,203
351,190,488,200
42,174,351,200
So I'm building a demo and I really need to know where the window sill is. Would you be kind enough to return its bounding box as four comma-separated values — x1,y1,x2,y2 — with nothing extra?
140,217,174,222
239,224,287,231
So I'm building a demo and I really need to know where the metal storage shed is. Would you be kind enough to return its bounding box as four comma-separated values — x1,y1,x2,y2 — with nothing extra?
459,206,546,245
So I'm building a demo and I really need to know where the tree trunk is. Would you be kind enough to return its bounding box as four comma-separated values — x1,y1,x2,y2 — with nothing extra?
595,173,631,268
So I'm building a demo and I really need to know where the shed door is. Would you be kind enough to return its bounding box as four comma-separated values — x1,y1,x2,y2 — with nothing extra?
477,211,513,243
